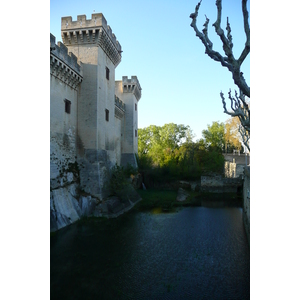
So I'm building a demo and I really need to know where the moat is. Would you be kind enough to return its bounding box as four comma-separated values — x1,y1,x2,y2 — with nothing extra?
51,206,250,299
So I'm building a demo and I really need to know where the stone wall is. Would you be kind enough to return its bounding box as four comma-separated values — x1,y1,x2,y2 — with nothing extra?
223,154,248,178
223,153,250,166
50,148,142,232
50,34,82,179
200,174,243,193
243,166,250,245
77,149,111,199
224,161,236,178
50,34,83,216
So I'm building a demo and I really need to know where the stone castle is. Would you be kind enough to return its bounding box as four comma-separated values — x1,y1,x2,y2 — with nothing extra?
50,13,142,231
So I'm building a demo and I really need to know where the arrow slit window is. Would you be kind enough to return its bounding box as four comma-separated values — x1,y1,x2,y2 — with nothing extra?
64,99,71,114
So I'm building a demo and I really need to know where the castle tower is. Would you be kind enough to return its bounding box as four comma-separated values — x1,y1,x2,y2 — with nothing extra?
50,13,143,230
115,76,142,168
61,14,122,159
59,13,123,198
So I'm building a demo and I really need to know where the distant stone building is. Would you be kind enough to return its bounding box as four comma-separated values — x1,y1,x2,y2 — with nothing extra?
50,13,142,231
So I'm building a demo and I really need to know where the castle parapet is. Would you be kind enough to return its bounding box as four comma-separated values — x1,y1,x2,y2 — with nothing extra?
115,95,125,111
61,14,122,66
50,33,83,89
122,76,142,101
114,95,125,119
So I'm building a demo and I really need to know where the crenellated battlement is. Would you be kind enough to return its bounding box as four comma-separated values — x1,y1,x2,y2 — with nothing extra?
115,95,125,119
122,76,142,101
50,33,83,89
115,95,125,111
61,13,107,31
61,13,122,66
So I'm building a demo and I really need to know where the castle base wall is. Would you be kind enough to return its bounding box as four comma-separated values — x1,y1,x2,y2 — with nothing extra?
121,153,138,169
78,149,112,198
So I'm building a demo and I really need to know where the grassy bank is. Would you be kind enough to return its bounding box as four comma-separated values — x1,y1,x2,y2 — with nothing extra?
135,189,242,211
135,189,179,211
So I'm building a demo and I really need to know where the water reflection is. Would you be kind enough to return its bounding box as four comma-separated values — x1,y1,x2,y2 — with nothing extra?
51,207,249,299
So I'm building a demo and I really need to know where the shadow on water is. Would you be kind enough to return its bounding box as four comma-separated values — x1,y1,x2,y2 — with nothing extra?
51,206,249,300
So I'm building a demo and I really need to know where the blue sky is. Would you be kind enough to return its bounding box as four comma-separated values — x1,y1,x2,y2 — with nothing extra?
50,0,250,141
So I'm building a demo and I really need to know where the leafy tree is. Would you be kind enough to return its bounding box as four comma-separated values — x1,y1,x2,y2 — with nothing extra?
138,123,226,184
202,121,225,151
137,126,152,155
224,117,242,153
161,123,193,148
138,123,193,167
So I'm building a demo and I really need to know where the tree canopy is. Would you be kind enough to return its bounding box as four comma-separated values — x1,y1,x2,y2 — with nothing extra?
224,117,243,152
201,121,225,151
138,123,193,167
138,123,225,182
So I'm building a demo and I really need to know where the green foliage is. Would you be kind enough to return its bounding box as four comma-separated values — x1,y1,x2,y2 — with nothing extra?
138,123,193,168
202,121,225,151
135,189,177,211
137,123,226,184
123,162,138,177
200,148,225,173
224,117,243,153
107,165,131,202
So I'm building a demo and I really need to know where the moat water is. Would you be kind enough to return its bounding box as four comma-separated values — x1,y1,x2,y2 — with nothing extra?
51,207,250,299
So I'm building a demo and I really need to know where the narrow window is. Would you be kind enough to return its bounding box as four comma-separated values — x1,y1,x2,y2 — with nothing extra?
65,99,71,114
106,67,110,80
135,103,137,111
135,129,137,137
105,109,109,122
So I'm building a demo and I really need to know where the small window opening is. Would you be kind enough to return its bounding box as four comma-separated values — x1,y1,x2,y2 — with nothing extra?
106,67,110,80
105,109,109,122
135,103,137,111
135,129,137,137
65,99,71,114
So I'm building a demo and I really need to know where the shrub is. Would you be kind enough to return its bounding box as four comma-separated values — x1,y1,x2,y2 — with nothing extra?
107,165,131,202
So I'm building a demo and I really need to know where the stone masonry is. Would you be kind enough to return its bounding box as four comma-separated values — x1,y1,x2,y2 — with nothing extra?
50,13,142,231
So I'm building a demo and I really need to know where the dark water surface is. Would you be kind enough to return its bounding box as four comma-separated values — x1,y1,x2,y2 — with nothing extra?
51,207,250,299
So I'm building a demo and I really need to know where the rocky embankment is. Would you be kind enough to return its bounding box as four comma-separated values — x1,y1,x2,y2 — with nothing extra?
51,170,244,232
50,172,141,232
51,185,141,232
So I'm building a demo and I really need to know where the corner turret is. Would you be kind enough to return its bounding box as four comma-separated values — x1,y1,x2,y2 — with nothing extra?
115,76,142,168
121,76,142,101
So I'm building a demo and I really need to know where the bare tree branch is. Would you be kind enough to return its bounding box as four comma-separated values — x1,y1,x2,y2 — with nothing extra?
238,124,250,153
190,0,250,150
190,0,250,98
238,0,250,66
212,0,234,61
226,17,233,50
221,90,250,133
190,1,233,71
